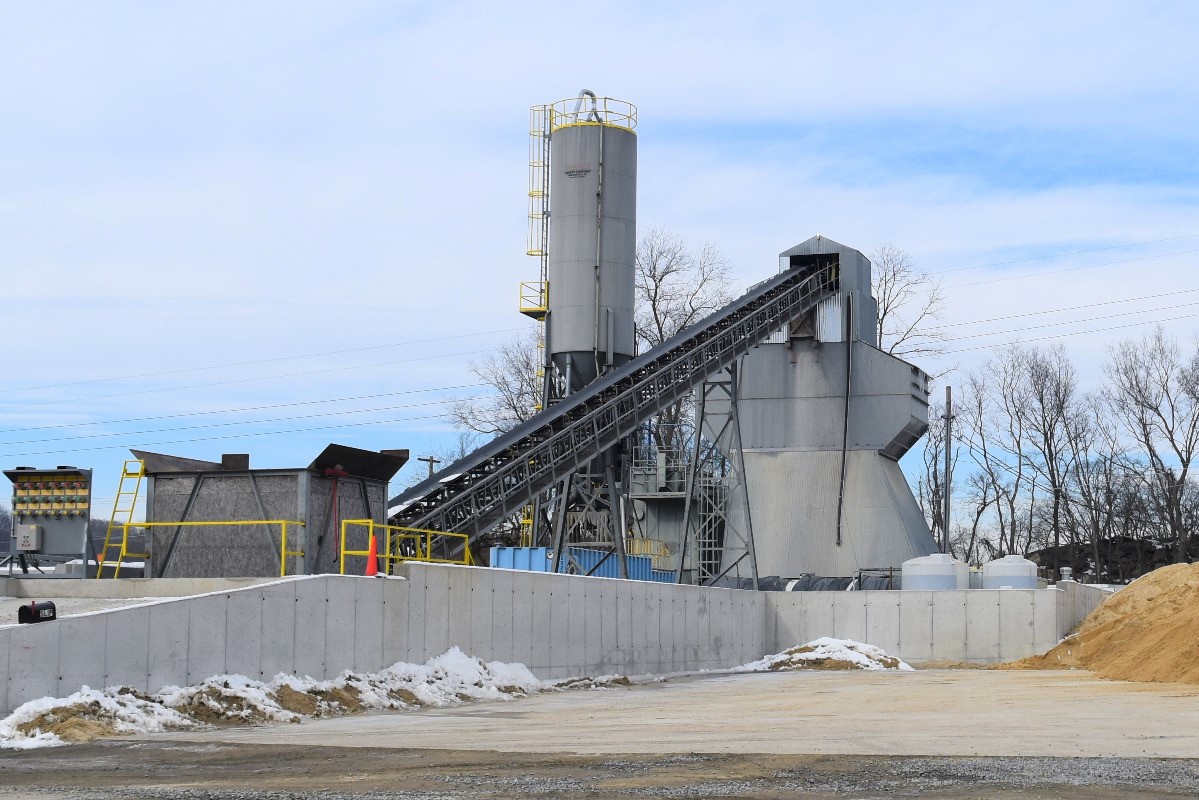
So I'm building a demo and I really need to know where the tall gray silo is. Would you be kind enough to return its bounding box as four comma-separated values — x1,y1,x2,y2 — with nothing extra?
546,92,637,394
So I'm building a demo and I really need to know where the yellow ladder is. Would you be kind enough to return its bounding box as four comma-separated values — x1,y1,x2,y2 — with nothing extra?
96,460,146,578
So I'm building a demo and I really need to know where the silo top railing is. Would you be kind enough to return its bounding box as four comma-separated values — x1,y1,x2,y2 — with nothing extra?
548,96,637,132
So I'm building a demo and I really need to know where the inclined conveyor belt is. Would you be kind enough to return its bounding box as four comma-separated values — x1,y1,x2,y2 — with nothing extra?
388,259,840,541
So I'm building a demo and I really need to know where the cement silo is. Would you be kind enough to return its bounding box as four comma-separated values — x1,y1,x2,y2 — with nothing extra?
545,92,637,394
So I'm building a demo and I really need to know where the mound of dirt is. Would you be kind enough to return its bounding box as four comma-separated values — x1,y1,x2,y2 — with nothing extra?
1004,562,1199,684
740,638,914,672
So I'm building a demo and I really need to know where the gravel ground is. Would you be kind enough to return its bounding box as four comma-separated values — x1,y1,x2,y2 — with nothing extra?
2,743,1199,799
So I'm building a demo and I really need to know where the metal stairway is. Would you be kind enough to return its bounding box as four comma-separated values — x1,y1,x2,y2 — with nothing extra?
389,258,840,541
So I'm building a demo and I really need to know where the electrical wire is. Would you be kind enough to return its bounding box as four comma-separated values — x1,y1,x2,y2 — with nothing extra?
0,327,527,396
941,312,1199,355
0,411,448,460
929,232,1199,276
930,287,1199,330
949,300,1199,343
2,382,485,434
0,397,463,447
945,248,1199,289
0,348,494,412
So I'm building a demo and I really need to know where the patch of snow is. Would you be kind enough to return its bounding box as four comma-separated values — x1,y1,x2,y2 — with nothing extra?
0,647,546,750
737,637,914,672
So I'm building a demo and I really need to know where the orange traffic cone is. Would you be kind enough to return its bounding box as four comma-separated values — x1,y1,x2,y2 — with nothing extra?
364,533,379,577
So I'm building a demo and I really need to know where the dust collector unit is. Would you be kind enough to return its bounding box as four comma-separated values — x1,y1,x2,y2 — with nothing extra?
546,91,637,394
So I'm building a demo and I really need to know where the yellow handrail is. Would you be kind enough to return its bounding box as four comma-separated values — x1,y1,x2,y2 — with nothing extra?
125,520,305,577
339,519,473,575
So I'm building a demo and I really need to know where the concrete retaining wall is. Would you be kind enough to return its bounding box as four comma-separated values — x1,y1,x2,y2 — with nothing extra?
0,566,1113,716
765,588,1062,664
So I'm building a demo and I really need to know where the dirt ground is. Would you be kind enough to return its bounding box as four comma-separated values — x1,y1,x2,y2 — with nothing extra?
2,741,1198,799
4,670,1199,798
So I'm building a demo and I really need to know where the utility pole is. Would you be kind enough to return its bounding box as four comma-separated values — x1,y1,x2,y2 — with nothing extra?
942,386,954,553
417,455,441,478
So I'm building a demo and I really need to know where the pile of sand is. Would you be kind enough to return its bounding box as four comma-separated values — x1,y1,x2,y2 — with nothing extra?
739,638,914,672
1004,562,1199,684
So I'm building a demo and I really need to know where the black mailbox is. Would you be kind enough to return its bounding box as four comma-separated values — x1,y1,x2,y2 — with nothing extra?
18,600,56,624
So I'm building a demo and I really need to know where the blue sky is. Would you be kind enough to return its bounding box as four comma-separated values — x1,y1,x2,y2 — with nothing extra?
2,1,1198,511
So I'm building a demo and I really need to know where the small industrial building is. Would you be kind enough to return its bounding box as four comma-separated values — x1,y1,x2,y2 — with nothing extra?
135,444,407,578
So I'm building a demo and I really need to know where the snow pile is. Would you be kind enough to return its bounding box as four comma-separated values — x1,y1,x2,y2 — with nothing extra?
0,687,196,749
739,637,914,672
1,647,546,749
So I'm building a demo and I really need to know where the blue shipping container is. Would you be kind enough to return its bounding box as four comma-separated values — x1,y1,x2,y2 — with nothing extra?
489,546,553,572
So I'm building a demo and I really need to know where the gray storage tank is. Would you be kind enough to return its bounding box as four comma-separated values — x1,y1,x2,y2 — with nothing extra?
546,92,637,393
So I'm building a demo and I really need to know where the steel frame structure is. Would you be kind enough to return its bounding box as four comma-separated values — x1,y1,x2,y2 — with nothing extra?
389,260,839,548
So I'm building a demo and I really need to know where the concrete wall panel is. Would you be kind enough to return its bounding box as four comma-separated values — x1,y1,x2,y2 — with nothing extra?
56,617,107,695
930,592,968,661
566,577,588,676
965,592,1002,663
805,593,836,641
897,591,934,663
403,568,428,662
547,573,572,678
99,606,150,692
0,627,9,716
582,580,603,669
8,622,60,710
468,568,496,663
833,593,868,644
186,594,228,683
353,577,385,673
147,601,190,690
1034,590,1060,653
225,590,264,679
998,591,1035,662
865,592,901,655
381,579,410,667
324,577,357,675
293,578,328,679
599,582,620,670
418,566,451,661
260,582,297,679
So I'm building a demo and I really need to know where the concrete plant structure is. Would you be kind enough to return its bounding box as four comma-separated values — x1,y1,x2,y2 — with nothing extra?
721,236,939,577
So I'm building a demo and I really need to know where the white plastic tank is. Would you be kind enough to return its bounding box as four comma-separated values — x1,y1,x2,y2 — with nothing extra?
901,553,968,590
982,554,1038,589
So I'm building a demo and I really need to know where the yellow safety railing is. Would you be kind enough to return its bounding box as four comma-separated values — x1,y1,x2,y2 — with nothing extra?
120,520,305,577
548,96,637,132
518,280,548,319
339,519,473,575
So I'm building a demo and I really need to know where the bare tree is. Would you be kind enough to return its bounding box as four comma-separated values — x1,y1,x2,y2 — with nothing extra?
635,228,733,454
1022,344,1083,573
447,328,542,437
871,244,947,361
1103,327,1199,563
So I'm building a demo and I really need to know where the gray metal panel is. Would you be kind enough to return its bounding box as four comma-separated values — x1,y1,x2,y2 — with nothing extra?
780,235,877,341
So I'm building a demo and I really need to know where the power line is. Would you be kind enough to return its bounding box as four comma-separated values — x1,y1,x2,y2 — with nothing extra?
942,312,1199,355
930,232,1199,276
945,248,1199,289
0,327,526,396
0,348,493,412
931,287,1199,330
2,383,484,434
0,412,448,460
0,397,464,447
950,300,1199,343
